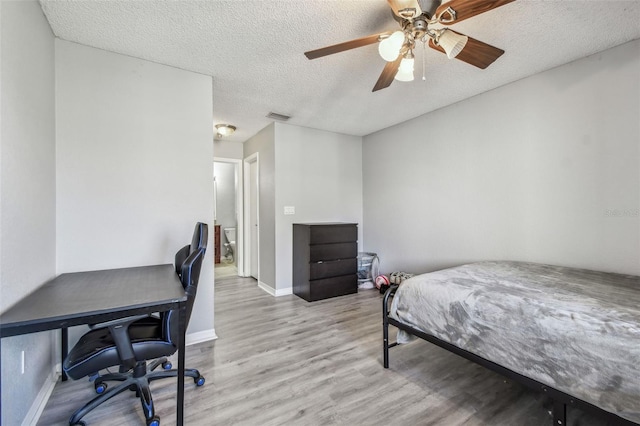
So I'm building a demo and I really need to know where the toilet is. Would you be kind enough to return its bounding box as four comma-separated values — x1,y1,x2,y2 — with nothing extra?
223,227,236,261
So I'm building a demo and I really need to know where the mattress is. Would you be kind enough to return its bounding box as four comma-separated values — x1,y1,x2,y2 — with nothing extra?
388,261,640,423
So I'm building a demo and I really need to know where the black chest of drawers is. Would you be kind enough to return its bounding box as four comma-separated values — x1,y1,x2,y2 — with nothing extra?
293,223,358,302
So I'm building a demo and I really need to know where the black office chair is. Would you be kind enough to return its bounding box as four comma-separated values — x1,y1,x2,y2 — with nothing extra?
63,229,207,426
89,222,209,395
104,221,209,385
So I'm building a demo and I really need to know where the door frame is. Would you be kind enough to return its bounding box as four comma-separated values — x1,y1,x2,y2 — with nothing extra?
213,157,244,275
243,153,259,280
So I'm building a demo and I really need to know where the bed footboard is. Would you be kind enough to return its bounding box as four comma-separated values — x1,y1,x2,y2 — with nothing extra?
382,284,399,369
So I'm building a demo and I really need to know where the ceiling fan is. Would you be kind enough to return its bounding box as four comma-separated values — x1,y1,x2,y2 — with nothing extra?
304,0,515,92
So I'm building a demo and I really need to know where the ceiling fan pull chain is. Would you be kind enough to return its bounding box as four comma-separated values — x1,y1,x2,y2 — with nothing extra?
422,41,426,81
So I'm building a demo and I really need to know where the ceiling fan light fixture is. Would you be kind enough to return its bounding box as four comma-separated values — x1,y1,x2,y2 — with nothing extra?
215,124,236,137
437,29,468,59
378,30,405,62
395,57,415,82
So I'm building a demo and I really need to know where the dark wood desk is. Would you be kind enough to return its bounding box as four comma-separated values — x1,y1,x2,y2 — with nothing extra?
0,264,189,426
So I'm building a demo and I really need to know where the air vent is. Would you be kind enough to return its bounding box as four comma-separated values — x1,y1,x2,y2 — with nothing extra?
266,112,291,121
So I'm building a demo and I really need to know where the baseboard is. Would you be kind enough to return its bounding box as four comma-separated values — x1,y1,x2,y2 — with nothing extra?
186,328,218,346
22,371,58,426
275,287,293,297
257,281,276,296
257,281,292,297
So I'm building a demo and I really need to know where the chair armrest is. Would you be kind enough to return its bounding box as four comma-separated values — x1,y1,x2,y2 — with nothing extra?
91,314,150,369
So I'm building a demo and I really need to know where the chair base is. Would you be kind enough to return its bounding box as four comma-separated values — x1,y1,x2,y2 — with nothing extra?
69,363,158,426
69,360,204,426
94,357,205,388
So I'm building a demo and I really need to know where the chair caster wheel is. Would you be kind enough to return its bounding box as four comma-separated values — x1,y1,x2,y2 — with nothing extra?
147,416,160,426
71,422,86,426
162,361,172,370
195,376,205,386
94,382,107,394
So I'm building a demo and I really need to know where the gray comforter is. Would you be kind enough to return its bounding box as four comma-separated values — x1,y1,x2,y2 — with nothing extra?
389,261,640,423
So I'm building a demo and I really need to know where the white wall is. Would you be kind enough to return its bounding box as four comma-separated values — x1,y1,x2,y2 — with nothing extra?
214,139,243,159
1,1,57,424
363,39,640,276
55,40,215,335
243,124,276,287
275,123,363,291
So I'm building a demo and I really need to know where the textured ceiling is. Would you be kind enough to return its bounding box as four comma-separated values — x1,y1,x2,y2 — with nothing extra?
40,0,640,143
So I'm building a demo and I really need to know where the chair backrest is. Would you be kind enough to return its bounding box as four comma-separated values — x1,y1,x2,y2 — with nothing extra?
164,245,206,346
190,221,208,254
175,222,208,275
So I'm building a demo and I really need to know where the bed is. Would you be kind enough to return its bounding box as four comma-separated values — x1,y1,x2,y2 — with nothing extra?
382,261,640,425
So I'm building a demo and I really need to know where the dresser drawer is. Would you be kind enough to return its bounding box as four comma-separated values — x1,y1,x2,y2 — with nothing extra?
310,258,357,280
309,224,357,244
308,274,357,301
310,242,357,262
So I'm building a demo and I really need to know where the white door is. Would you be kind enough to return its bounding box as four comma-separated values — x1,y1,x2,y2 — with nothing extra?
244,153,259,280
249,159,259,279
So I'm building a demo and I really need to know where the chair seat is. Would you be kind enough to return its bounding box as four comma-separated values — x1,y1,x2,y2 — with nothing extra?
64,322,176,380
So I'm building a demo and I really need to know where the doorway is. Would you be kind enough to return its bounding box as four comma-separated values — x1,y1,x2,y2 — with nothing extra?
213,158,243,278
243,153,259,280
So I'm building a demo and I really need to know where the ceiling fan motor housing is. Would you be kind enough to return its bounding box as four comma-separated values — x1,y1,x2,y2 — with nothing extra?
404,15,430,41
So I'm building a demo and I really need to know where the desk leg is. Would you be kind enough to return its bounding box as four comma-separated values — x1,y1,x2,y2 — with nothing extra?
176,304,186,426
61,328,68,381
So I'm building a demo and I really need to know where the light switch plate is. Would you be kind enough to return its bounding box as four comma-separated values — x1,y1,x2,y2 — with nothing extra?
284,206,295,215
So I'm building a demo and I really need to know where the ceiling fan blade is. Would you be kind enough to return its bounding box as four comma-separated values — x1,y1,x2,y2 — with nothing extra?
304,33,390,60
429,33,504,69
387,0,422,19
435,0,515,24
372,55,403,92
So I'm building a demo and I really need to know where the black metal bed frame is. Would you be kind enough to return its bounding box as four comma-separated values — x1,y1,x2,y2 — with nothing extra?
382,285,638,426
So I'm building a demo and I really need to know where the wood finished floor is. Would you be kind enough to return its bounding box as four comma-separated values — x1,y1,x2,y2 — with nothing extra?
38,275,617,426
